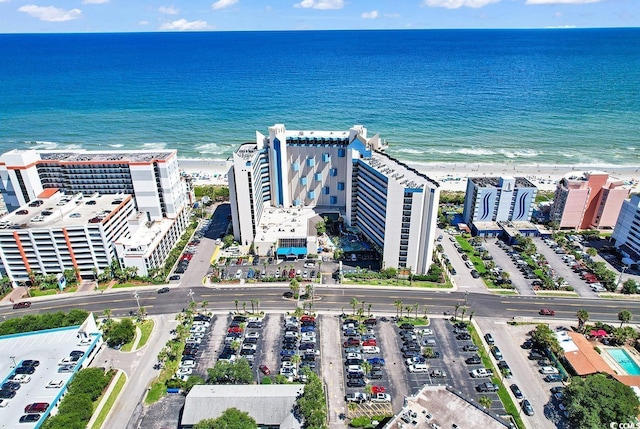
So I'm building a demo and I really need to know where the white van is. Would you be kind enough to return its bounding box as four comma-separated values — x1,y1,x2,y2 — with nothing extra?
408,363,429,373
362,346,380,354
540,366,559,374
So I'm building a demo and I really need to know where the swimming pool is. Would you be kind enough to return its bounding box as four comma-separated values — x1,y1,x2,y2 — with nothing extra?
606,348,640,376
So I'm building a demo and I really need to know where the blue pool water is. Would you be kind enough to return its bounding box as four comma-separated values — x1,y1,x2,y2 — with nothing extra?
606,348,640,376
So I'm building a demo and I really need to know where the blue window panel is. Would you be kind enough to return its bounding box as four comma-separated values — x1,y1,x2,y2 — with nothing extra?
292,162,299,172
337,182,345,191
308,191,315,199
322,153,330,162
293,199,300,206
307,158,315,167
330,196,338,205
300,177,307,185
314,173,322,181
330,168,338,177
323,186,330,195
338,148,346,157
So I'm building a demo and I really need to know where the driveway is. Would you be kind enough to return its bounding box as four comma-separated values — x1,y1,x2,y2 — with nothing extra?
533,238,598,298
320,314,346,428
439,230,487,294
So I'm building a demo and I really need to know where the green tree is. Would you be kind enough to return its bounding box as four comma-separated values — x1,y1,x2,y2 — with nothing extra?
222,234,235,248
104,318,136,347
479,395,492,409
234,299,239,313
576,309,590,333
618,309,632,328
394,300,402,318
530,323,563,356
315,220,326,236
565,373,640,429
194,408,257,429
183,375,205,393
586,247,597,257
296,371,327,429
350,297,359,315
621,279,639,295
102,308,112,320
207,359,253,384
289,279,300,298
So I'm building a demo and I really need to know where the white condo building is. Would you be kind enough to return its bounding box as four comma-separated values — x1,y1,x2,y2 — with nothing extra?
462,176,537,236
228,124,440,274
0,149,191,284
611,194,640,266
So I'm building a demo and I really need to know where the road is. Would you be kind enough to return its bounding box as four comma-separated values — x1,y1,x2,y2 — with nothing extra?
3,284,638,325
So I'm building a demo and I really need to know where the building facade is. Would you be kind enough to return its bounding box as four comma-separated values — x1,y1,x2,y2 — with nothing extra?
0,191,136,283
228,124,440,274
462,176,537,236
611,194,640,265
550,171,629,230
0,149,188,221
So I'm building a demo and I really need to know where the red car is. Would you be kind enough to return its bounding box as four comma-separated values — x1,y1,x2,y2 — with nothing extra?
301,316,315,322
228,327,243,333
539,308,555,316
362,340,377,347
371,386,386,394
343,339,360,347
259,364,270,375
13,302,31,309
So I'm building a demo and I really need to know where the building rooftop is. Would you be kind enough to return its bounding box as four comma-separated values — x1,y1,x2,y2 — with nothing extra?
470,176,535,188
1,148,175,164
257,204,326,244
115,214,176,257
182,384,304,428
384,385,510,429
362,152,439,190
0,191,133,230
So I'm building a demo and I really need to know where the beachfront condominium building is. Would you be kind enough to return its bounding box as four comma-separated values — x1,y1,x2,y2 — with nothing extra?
462,176,537,236
550,171,629,230
0,149,188,221
611,195,640,266
228,124,440,274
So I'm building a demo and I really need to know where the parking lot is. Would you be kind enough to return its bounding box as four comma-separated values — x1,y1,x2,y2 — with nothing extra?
484,240,536,296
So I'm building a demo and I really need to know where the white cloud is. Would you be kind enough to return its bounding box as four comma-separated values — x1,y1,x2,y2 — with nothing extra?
18,5,82,21
212,0,238,10
139,20,149,25
526,0,600,4
82,0,108,4
361,10,379,19
159,5,179,15
159,19,209,31
294,0,344,10
422,0,500,9
384,13,401,18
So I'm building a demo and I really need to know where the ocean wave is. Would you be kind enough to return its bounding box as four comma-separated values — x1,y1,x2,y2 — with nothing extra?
23,140,59,149
108,143,124,148
195,143,226,154
142,142,167,150
394,148,423,155
456,148,497,156
498,149,540,159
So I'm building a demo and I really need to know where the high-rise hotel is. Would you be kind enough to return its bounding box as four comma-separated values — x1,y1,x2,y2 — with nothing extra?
228,125,440,274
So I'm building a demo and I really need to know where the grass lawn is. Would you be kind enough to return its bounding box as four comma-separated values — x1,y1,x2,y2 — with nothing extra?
29,289,59,297
491,290,519,295
396,317,430,326
342,278,452,288
535,291,579,298
120,319,155,352
467,322,525,429
90,371,127,429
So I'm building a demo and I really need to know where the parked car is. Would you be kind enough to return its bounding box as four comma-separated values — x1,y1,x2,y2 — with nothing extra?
463,344,479,352
259,365,270,375
465,355,481,365
544,374,563,383
476,382,499,392
510,384,523,400
522,399,535,416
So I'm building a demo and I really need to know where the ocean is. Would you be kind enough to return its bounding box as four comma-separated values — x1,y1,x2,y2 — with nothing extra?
0,29,638,167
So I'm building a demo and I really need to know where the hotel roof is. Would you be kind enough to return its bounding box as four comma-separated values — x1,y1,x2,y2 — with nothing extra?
470,176,536,188
115,214,177,257
362,152,439,190
2,148,175,164
0,191,133,230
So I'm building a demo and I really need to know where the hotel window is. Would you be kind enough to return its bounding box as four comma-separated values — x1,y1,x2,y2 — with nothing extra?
300,177,307,185
338,148,346,158
293,199,300,206
323,186,330,195
308,191,315,199
307,158,315,167
292,162,300,172
314,173,322,181
330,168,338,177
330,196,338,205
322,153,330,162
337,182,345,191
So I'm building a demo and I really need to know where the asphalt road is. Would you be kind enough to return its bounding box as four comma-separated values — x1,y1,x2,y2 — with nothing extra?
3,284,639,326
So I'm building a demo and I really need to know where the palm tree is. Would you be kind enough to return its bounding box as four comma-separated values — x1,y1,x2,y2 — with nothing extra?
576,309,589,332
201,301,208,313
255,299,260,314
289,279,300,298
367,304,372,317
454,303,460,321
103,308,112,320
394,300,402,318
350,297,359,315
405,305,412,319
234,299,239,314
242,302,247,314
618,309,632,328
413,303,419,320
469,310,475,323
291,354,301,370
250,299,256,314
460,306,467,322
479,396,492,409
361,300,366,315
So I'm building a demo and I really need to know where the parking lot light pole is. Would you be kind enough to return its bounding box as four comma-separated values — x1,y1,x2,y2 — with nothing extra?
133,292,141,314
9,356,16,368
188,289,195,303
464,291,468,307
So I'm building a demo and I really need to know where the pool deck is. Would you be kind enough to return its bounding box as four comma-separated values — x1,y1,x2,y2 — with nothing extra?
601,346,640,376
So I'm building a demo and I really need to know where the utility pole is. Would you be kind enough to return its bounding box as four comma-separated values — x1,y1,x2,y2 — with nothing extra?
188,289,195,303
133,292,141,314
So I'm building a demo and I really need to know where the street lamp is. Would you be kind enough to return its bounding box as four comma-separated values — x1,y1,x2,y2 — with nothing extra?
133,292,141,314
464,291,469,307
9,356,16,368
616,265,629,290
188,289,195,303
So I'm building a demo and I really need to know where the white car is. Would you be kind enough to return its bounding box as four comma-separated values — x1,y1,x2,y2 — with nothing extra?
176,367,193,376
185,337,202,345
77,338,93,346
12,374,31,383
190,326,206,333
180,360,196,368
471,368,493,378
192,321,210,327
540,366,559,374
46,380,64,388
59,357,76,366
245,332,260,340
0,399,8,408
241,344,257,351
346,353,362,360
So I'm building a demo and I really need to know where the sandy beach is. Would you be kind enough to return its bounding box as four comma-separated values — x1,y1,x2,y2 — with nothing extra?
179,158,640,194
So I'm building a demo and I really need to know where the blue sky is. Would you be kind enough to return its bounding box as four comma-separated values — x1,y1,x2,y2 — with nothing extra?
0,0,637,33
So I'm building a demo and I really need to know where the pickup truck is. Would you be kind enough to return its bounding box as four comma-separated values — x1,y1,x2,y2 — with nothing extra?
370,393,391,403
471,368,493,378
476,382,499,392
345,392,368,403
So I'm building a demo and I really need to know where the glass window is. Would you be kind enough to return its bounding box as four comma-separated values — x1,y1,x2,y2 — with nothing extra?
307,158,315,167
308,191,315,199
323,186,330,195
292,162,299,172
300,177,307,185
322,153,330,162
330,196,337,205
338,148,346,157
330,168,338,177
337,182,345,191
314,173,322,181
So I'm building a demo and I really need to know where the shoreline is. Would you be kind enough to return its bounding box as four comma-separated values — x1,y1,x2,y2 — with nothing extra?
178,158,640,193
